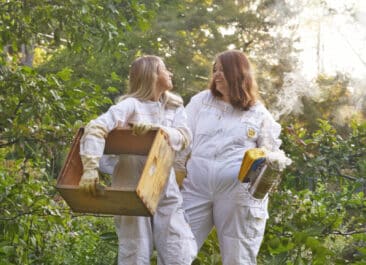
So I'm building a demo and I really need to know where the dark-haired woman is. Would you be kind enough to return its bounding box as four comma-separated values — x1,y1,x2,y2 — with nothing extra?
176,50,291,264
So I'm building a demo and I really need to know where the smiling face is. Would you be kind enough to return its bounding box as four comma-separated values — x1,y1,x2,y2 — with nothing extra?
213,59,230,102
209,50,258,110
156,60,173,92
128,56,174,102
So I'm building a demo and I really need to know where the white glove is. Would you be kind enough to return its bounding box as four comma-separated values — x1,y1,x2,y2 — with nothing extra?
263,149,292,171
79,155,100,196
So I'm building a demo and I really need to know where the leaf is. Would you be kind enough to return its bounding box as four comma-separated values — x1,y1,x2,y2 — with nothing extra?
110,72,120,81
57,68,73,81
0,245,15,256
99,231,117,241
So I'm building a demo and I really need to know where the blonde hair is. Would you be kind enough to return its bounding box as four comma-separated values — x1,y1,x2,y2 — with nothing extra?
119,55,183,108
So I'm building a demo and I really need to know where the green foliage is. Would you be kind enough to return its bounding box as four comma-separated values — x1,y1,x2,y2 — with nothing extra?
282,119,366,191
0,0,155,53
193,229,222,265
0,38,119,265
259,120,366,264
104,0,300,103
0,66,112,178
284,73,366,134
1,1,365,264
0,1,154,263
0,150,117,265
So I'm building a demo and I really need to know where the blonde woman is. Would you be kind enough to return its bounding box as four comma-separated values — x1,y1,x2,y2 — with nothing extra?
79,55,197,265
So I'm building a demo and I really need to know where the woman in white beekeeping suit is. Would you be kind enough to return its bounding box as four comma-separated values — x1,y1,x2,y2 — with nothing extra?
78,55,197,265
176,50,291,264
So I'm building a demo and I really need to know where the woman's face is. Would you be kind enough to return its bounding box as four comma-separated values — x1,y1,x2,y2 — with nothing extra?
213,59,230,100
156,60,173,92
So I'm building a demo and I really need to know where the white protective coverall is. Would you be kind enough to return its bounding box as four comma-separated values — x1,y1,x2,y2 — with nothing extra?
80,97,197,265
179,90,286,265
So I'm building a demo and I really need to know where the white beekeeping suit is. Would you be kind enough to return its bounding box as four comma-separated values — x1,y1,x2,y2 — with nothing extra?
179,90,291,265
80,96,197,265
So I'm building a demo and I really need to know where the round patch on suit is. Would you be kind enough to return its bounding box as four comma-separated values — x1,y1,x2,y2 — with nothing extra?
247,127,257,138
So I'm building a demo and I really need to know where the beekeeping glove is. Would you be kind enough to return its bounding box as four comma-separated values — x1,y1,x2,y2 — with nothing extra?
131,123,154,136
175,170,186,188
262,148,292,171
79,155,100,196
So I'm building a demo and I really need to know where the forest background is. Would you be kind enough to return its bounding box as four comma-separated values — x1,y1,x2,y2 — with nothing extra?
1,0,365,264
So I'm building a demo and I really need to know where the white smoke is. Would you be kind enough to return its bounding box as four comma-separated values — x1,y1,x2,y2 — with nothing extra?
271,0,366,122
349,78,366,112
271,70,319,120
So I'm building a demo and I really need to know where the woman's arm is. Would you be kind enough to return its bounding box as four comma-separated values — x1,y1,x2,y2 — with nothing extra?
79,99,135,194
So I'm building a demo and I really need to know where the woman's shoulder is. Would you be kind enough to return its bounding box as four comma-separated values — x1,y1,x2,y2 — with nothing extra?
112,96,140,110
250,101,266,111
116,96,136,105
249,101,275,119
190,89,213,103
164,91,183,109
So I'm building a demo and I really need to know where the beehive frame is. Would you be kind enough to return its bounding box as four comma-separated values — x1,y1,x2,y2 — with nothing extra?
56,127,175,216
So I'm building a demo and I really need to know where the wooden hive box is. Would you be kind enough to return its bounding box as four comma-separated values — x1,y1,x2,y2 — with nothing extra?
56,127,175,216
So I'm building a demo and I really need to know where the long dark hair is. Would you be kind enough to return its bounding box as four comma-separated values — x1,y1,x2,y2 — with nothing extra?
209,50,258,110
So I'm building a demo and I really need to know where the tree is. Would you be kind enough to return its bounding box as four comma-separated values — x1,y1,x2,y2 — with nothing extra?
0,1,158,264
260,119,366,264
0,0,156,65
1,1,365,264
123,0,300,104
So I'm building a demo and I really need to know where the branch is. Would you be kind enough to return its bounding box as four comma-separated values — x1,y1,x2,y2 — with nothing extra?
0,210,43,221
0,139,19,148
0,136,53,148
285,126,307,146
331,229,366,236
269,228,366,238
0,209,113,221
8,99,25,125
71,213,114,218
335,167,360,182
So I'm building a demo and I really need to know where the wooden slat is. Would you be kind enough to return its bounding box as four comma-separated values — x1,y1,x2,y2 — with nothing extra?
56,128,83,186
105,129,156,155
58,186,150,216
136,129,175,215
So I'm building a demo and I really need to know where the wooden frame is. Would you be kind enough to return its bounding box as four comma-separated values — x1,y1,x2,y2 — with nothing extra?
56,127,175,216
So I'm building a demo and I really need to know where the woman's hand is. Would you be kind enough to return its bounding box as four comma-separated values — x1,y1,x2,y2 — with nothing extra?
131,123,154,136
79,155,100,196
264,149,292,171
79,169,99,196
